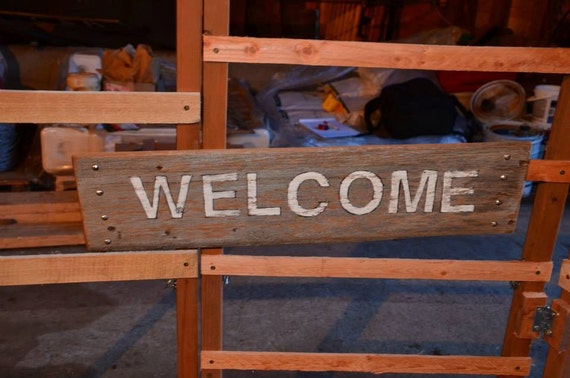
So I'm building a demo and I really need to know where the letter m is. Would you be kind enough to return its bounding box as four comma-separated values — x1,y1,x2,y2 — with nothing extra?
389,170,438,213
130,175,192,219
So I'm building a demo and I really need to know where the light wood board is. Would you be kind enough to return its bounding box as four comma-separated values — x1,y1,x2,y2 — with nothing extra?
0,250,197,286
201,255,552,282
0,90,200,124
204,36,570,73
201,351,530,376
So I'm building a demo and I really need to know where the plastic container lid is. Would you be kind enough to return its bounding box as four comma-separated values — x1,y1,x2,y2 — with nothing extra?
470,80,526,123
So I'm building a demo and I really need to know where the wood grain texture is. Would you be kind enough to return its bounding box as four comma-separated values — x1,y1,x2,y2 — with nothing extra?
201,2,229,377
203,36,570,73
526,160,570,183
175,274,199,378
0,222,85,249
0,90,200,124
560,260,570,293
0,191,81,224
176,0,202,150
176,0,203,376
502,75,570,372
201,351,530,376
0,250,197,286
543,298,570,377
201,255,552,282
513,292,547,339
548,299,570,352
74,142,529,251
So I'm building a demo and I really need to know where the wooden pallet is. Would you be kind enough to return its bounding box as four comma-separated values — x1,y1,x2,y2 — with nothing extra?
0,191,84,249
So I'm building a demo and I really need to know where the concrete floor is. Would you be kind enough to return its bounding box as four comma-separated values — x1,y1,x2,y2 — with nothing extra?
1,196,569,378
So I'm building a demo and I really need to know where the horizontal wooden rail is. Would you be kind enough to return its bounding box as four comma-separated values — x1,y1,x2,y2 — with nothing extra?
0,191,81,224
204,36,570,73
201,351,530,376
0,222,85,249
0,250,197,286
0,90,200,124
526,160,570,183
201,255,552,282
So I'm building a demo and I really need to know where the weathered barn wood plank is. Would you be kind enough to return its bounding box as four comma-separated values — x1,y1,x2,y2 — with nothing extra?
74,142,529,251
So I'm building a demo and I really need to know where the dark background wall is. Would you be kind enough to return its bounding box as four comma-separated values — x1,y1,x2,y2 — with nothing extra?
0,0,566,49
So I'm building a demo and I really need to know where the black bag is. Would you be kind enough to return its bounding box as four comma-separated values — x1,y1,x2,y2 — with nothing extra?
364,77,457,139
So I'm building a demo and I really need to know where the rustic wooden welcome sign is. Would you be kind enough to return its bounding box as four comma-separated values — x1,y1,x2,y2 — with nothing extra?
74,142,529,251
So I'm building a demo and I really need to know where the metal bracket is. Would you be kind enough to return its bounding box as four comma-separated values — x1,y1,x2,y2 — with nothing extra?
534,305,557,337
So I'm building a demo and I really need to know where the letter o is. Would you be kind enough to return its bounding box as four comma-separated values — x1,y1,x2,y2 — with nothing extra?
339,171,383,215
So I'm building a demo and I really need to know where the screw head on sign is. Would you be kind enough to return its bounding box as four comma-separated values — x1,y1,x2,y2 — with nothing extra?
104,239,112,245
92,164,99,171
96,190,104,196
101,215,109,221
500,174,507,180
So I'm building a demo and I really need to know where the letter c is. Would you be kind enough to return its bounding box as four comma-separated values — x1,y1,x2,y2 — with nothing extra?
288,172,329,217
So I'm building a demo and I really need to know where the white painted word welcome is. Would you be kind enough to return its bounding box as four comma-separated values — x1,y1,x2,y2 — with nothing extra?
130,169,478,220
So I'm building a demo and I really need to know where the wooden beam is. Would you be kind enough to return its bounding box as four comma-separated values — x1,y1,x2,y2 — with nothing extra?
175,273,199,378
0,191,81,224
175,0,203,377
547,299,570,353
559,260,570,293
0,90,200,124
0,222,85,249
201,351,531,376
502,74,570,376
526,160,570,183
0,250,197,286
201,255,552,282
202,1,229,377
203,36,570,73
513,292,548,339
176,0,203,150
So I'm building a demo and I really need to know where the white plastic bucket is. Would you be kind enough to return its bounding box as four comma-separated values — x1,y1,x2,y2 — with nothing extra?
484,122,544,197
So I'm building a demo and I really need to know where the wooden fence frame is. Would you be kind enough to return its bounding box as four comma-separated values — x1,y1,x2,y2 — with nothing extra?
199,1,570,378
0,0,569,377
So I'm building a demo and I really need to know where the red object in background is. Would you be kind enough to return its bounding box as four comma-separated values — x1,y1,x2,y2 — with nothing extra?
436,71,518,93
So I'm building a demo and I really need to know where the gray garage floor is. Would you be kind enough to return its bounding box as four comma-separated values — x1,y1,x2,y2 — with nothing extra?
1,195,569,378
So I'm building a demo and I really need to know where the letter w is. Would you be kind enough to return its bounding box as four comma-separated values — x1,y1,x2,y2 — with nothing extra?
130,175,192,219
389,170,438,213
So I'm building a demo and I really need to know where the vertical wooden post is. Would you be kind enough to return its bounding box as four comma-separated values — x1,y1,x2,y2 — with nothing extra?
176,0,202,376
202,1,229,377
542,260,570,377
177,0,203,150
501,77,570,377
